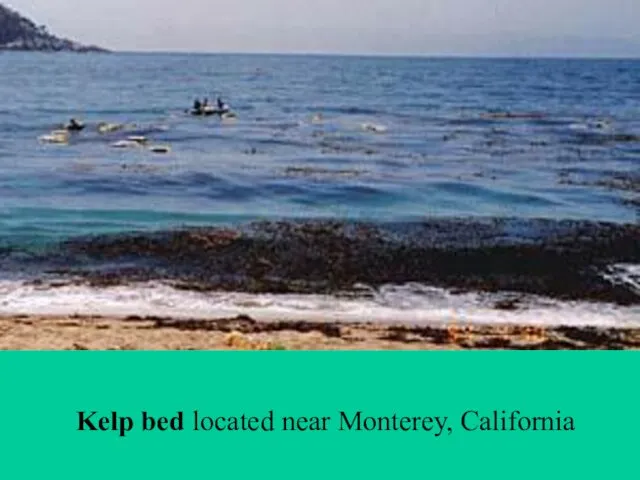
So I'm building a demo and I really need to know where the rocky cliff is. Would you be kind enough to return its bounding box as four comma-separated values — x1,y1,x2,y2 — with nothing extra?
0,3,107,52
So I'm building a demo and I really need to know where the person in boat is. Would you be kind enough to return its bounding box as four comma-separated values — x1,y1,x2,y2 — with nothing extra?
217,97,229,112
201,97,213,113
193,98,202,114
66,118,84,131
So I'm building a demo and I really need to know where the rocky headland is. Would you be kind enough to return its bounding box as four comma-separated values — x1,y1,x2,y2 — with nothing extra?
0,3,107,52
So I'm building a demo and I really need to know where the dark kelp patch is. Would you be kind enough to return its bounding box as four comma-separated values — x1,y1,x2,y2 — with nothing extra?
22,219,640,305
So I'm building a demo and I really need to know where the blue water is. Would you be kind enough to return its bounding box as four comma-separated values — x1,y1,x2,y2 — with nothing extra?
0,53,638,244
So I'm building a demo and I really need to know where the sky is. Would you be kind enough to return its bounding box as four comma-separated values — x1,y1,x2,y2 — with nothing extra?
5,0,640,56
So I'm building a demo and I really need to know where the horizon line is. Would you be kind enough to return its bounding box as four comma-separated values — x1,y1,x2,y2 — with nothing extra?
39,49,640,60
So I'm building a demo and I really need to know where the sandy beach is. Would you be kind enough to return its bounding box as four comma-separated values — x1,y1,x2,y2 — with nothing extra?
1,314,639,350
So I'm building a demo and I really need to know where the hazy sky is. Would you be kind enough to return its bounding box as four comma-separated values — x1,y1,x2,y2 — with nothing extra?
6,0,640,56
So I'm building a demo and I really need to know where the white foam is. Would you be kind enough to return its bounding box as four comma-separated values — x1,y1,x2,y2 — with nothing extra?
0,280,637,327
38,131,69,144
111,140,141,149
602,264,640,295
361,123,388,133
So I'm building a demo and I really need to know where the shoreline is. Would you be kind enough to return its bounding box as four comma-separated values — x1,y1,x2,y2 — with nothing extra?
2,219,638,308
1,314,639,350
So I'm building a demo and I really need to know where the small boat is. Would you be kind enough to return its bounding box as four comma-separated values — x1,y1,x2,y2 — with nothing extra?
190,108,228,116
189,101,233,116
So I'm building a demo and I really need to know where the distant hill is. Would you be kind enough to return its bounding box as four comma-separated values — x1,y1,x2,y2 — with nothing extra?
0,3,107,52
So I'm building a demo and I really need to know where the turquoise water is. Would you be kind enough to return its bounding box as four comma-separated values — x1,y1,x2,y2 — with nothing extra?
0,53,638,246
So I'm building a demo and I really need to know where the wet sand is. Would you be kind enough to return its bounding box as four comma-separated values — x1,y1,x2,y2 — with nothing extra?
1,314,639,350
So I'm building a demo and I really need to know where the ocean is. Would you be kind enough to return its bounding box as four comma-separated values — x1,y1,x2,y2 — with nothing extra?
0,52,638,325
